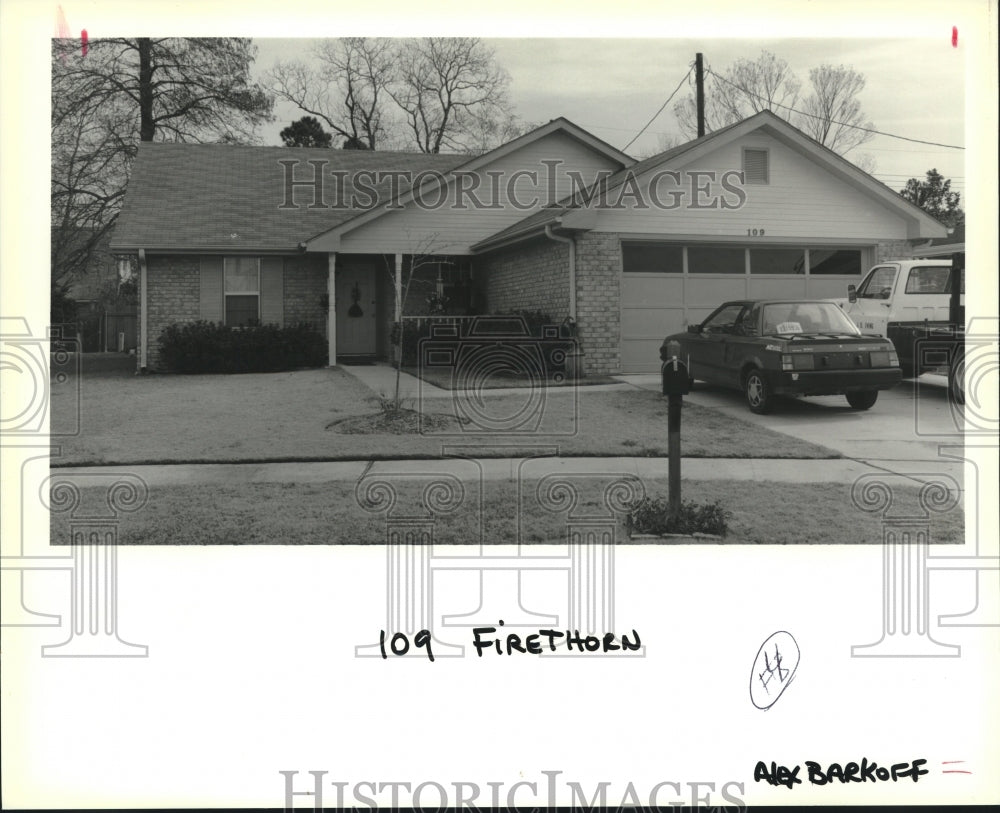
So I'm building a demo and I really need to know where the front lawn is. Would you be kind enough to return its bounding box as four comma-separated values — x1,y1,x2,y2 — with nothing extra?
400,364,621,389
49,478,963,545
49,366,839,465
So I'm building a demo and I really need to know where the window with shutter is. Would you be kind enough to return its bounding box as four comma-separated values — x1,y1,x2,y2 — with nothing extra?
224,257,261,327
742,148,769,184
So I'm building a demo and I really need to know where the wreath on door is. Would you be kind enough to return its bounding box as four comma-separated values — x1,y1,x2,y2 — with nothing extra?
347,282,364,317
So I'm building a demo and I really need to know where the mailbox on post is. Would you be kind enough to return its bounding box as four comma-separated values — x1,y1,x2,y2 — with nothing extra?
660,340,689,518
661,358,690,395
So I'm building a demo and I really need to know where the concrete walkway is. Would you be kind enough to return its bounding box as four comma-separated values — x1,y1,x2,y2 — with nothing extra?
340,362,633,400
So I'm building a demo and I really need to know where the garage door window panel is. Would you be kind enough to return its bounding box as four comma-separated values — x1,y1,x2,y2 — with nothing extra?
809,249,862,275
688,246,746,274
622,243,683,273
750,248,805,275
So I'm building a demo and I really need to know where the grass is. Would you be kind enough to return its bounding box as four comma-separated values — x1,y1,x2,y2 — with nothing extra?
49,478,963,546
50,365,839,464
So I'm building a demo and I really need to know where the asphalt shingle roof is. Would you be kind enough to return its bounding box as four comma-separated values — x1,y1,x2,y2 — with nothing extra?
111,143,468,252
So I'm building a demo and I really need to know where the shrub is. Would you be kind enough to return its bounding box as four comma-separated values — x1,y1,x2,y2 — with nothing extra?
158,321,327,374
628,496,731,537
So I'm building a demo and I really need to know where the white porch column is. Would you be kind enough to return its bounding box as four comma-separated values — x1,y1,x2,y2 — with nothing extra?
327,252,337,366
138,249,148,370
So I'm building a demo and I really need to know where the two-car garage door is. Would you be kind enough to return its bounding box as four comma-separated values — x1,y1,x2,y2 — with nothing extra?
619,241,870,372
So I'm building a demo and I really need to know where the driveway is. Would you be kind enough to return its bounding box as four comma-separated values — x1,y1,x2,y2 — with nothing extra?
618,372,966,483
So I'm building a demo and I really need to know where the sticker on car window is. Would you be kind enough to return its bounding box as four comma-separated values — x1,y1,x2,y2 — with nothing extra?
775,322,802,334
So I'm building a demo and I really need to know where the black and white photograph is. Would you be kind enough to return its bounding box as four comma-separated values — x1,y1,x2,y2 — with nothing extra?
2,0,997,809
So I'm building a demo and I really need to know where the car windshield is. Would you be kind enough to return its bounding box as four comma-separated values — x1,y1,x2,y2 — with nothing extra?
761,302,861,336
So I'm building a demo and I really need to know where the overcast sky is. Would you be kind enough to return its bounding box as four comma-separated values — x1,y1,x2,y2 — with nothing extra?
253,37,966,196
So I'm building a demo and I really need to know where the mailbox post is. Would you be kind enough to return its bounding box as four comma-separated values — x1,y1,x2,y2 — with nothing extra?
661,340,690,519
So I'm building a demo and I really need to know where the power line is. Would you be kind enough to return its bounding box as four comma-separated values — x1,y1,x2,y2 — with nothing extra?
623,66,694,152
704,66,965,151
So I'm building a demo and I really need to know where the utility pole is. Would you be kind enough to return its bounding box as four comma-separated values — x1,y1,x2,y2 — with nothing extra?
695,53,705,137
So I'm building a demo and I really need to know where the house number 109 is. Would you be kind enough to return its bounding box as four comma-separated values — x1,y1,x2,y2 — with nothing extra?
747,228,766,236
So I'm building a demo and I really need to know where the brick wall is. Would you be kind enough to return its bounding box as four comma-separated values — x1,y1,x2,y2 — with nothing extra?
574,232,622,375
142,253,328,370
144,255,200,370
283,254,328,333
477,233,624,375
876,240,915,261
479,236,570,320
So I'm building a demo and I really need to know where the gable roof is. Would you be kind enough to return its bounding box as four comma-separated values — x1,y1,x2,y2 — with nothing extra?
472,110,948,252
110,143,466,253
111,118,635,255
302,117,634,249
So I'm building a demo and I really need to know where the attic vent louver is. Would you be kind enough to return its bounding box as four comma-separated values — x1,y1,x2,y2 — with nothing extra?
743,148,769,184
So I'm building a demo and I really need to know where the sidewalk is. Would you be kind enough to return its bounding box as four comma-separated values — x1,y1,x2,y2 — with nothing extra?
58,455,961,490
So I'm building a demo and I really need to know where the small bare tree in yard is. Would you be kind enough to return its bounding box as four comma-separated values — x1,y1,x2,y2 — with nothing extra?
383,234,455,413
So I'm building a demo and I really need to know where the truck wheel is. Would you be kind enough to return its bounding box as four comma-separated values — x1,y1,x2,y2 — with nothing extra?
846,390,879,410
744,369,773,414
948,360,966,405
899,362,916,378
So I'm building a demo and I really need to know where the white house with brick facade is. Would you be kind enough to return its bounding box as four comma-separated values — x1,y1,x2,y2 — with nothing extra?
111,111,946,374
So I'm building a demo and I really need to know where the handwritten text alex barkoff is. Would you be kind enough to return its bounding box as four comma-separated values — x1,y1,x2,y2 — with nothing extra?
755,758,929,788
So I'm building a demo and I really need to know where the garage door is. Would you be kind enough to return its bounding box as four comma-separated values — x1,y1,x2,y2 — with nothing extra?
620,242,868,372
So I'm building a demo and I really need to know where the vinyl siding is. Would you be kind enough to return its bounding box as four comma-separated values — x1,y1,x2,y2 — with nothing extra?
591,131,910,240
333,131,624,255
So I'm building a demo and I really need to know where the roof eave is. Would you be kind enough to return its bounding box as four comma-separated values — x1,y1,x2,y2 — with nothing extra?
108,244,304,255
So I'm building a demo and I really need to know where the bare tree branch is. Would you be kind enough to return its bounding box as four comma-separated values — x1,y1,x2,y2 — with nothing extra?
388,38,512,153
672,50,873,157
51,37,274,283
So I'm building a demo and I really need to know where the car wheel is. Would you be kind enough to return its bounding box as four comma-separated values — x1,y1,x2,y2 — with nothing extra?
948,359,965,405
744,369,773,414
846,390,879,410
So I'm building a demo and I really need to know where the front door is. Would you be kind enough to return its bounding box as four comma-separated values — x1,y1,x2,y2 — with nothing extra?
336,264,377,356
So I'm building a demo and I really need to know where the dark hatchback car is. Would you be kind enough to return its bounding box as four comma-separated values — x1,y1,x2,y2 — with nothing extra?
659,300,903,413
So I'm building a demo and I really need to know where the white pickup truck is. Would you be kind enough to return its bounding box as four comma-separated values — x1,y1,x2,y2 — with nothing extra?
832,258,965,402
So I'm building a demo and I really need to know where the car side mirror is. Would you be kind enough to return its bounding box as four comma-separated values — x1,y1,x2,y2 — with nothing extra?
847,284,857,304
687,324,703,334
